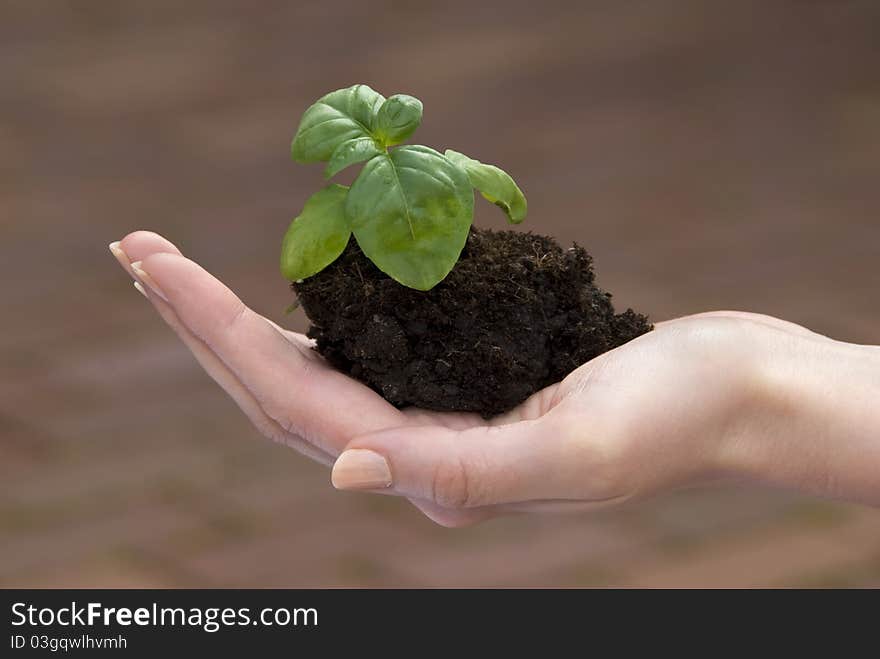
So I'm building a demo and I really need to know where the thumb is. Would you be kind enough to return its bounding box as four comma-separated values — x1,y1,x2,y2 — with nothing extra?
330,416,584,508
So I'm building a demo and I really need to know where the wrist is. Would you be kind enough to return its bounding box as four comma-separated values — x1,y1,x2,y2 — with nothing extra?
720,334,880,503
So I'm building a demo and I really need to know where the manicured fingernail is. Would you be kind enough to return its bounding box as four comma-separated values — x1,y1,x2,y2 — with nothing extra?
108,241,127,267
331,449,392,490
130,260,168,302
133,281,148,298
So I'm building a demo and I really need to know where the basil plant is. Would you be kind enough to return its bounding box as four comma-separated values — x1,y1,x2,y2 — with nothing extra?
281,85,527,291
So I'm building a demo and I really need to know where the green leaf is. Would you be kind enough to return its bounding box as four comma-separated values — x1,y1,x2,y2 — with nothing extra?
291,84,385,163
374,94,423,146
445,149,527,223
324,137,383,179
346,146,474,290
280,184,351,281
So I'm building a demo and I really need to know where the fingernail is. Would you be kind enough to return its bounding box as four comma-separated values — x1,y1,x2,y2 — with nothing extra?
130,260,168,302
108,241,128,267
133,281,148,298
331,449,392,490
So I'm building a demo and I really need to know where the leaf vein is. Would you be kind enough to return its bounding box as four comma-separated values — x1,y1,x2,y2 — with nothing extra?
395,165,457,194
387,157,416,240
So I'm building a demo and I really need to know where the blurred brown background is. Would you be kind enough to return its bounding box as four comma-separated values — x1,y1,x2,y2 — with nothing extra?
2,0,879,587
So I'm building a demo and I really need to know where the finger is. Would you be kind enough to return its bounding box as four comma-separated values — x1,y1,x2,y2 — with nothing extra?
332,415,594,508
409,499,497,528
269,322,317,351
132,251,405,454
114,230,183,268
150,294,334,466
110,234,334,466
115,232,319,351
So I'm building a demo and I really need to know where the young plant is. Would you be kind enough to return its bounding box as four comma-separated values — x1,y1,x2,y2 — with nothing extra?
281,84,528,290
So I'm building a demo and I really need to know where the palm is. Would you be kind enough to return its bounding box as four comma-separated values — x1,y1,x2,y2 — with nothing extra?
272,327,553,526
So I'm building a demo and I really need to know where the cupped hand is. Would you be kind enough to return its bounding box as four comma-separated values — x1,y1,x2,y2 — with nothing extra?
339,310,835,519
110,231,834,527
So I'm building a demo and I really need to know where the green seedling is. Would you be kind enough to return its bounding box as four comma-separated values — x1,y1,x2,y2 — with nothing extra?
281,84,527,290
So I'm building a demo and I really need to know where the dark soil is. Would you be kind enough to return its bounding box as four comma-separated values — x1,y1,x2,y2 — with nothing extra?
292,228,652,417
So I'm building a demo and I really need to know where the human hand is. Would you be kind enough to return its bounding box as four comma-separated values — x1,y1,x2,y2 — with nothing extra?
335,310,880,519
111,233,880,527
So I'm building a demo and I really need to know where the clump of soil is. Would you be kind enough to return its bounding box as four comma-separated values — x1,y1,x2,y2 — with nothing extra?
293,228,651,417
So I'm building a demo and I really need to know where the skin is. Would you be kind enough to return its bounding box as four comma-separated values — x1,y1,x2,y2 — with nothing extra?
110,231,880,527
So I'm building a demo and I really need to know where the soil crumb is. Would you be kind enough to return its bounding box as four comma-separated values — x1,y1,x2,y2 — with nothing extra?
293,228,652,417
